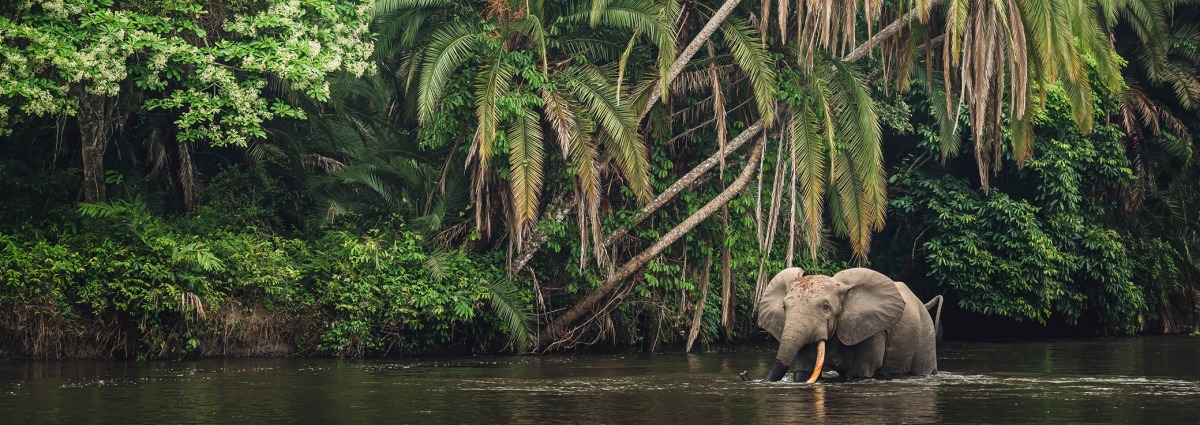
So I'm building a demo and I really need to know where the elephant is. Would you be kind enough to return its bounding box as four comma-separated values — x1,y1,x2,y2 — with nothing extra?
756,267,942,382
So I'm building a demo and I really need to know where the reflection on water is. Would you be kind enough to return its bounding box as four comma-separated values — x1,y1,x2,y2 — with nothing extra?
2,337,1199,424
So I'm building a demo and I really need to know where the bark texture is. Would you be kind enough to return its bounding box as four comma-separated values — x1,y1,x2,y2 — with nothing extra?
77,92,117,203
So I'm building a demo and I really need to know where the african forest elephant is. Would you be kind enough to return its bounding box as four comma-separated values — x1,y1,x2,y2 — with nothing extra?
757,267,941,382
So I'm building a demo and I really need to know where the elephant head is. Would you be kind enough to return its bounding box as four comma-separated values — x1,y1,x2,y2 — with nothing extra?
757,268,906,382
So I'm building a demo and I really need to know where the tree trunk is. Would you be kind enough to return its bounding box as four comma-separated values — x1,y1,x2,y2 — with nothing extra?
538,138,765,350
842,0,943,62
720,204,734,340
178,138,198,209
76,91,117,203
509,197,577,275
685,254,712,352
639,0,744,123
511,119,764,277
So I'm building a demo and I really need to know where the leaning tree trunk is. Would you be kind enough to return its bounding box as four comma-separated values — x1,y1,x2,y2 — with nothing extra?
511,119,764,277
840,0,942,62
538,138,766,350
75,90,117,203
638,0,744,123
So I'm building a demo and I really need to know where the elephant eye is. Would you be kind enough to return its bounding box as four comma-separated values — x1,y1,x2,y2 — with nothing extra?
822,303,830,311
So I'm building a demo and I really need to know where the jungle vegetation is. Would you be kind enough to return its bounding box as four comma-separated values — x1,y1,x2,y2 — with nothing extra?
0,0,1198,359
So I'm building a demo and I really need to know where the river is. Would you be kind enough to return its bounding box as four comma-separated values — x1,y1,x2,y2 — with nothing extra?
2,337,1198,423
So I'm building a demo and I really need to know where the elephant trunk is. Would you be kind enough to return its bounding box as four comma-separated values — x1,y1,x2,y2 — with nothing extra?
766,340,826,382
769,319,825,382
766,359,790,381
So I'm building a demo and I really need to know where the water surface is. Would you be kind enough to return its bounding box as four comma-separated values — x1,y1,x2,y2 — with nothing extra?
2,337,1198,423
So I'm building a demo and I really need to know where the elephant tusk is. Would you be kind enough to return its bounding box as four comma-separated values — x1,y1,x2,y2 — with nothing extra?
805,340,825,384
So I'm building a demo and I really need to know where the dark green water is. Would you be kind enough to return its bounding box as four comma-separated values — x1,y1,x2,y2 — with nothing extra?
2,337,1198,424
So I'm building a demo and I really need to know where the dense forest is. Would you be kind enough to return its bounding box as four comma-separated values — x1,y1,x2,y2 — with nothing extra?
1,0,1197,359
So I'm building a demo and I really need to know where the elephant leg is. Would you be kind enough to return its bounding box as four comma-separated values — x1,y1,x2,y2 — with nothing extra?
790,341,839,381
791,350,815,381
841,333,886,379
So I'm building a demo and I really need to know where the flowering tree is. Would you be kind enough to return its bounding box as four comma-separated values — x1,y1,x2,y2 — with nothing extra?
0,0,375,202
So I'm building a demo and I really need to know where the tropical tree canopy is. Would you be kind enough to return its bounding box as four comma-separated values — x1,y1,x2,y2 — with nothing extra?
0,0,375,201
0,0,1198,358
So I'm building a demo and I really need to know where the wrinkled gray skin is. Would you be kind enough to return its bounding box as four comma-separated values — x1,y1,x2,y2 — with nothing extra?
757,267,938,381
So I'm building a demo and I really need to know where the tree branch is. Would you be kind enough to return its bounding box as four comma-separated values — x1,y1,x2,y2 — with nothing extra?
639,0,744,123
601,118,764,248
538,137,766,350
842,0,943,62
509,197,577,276
513,119,763,277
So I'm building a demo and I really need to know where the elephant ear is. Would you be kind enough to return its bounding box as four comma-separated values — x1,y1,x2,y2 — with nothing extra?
833,268,905,345
756,267,805,340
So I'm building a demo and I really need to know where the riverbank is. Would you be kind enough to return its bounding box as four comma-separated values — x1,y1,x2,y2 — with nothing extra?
3,206,1197,360
0,202,523,360
1,172,1196,360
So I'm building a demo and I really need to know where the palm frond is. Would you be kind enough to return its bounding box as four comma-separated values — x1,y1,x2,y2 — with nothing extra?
666,61,733,95
792,0,885,62
566,0,678,100
485,278,535,353
790,102,828,260
589,0,613,27
541,87,600,211
1009,111,1036,165
924,71,963,161
1123,0,1169,47
423,247,454,281
1070,1,1122,92
827,60,885,259
561,65,652,203
548,84,605,268
473,54,513,169
550,34,628,63
513,14,550,73
417,21,482,126
1061,76,1096,134
1161,61,1200,110
508,107,546,232
373,9,434,61
720,17,777,124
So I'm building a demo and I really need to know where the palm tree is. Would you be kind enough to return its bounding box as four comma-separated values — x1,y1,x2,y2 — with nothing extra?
1110,0,1200,331
737,0,1127,262
1113,0,1200,200
784,54,886,261
374,0,679,259
536,5,781,348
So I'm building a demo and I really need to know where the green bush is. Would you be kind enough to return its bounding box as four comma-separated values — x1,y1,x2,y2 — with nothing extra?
0,196,528,359
889,120,1151,333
